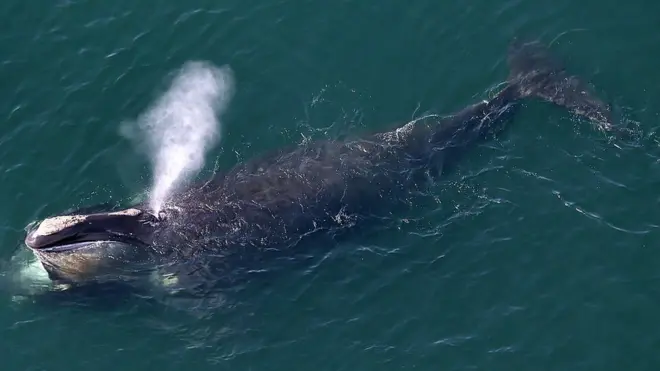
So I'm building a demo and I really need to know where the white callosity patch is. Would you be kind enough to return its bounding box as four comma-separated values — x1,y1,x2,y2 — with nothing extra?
33,208,142,237
34,215,87,236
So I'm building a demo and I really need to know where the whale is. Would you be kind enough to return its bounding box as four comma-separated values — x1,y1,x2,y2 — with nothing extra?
22,39,619,293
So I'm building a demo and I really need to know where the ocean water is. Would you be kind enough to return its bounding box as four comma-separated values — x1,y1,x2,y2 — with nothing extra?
2,1,660,370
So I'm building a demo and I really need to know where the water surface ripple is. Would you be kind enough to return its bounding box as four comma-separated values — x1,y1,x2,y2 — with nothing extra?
1,1,660,370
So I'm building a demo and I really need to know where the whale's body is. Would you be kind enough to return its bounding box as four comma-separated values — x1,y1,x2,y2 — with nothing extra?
23,39,619,293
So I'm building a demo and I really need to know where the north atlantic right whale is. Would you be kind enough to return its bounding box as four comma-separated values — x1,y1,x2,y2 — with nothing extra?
21,39,620,293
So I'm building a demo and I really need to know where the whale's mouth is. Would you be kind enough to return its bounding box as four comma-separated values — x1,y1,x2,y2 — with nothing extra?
24,208,158,252
26,233,145,253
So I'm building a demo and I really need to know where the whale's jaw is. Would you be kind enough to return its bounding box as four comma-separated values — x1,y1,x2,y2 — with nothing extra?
24,207,162,283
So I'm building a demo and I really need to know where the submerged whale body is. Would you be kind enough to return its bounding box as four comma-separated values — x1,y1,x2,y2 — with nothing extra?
22,39,619,292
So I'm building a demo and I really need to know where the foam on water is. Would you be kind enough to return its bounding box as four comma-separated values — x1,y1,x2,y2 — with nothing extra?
122,61,235,214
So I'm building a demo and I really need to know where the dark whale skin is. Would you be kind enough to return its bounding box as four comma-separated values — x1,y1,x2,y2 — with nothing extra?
24,39,621,291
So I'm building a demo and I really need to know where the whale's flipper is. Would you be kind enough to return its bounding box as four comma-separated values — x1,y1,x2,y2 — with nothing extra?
507,39,614,133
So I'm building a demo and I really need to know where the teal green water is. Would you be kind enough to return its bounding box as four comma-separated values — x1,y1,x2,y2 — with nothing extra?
2,1,660,370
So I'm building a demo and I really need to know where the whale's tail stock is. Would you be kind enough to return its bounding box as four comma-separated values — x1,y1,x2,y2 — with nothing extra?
430,38,628,152
506,38,622,135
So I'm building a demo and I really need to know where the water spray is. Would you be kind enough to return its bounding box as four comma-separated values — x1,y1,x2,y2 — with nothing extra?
122,61,235,214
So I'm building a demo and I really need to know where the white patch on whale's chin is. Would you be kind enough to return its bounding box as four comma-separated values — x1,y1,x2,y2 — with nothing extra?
18,253,50,285
3,249,71,302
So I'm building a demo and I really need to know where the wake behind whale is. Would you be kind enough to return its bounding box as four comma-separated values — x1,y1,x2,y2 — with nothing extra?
121,61,235,214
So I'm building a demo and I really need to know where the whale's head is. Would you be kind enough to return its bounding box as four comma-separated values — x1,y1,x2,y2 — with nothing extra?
24,206,166,284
